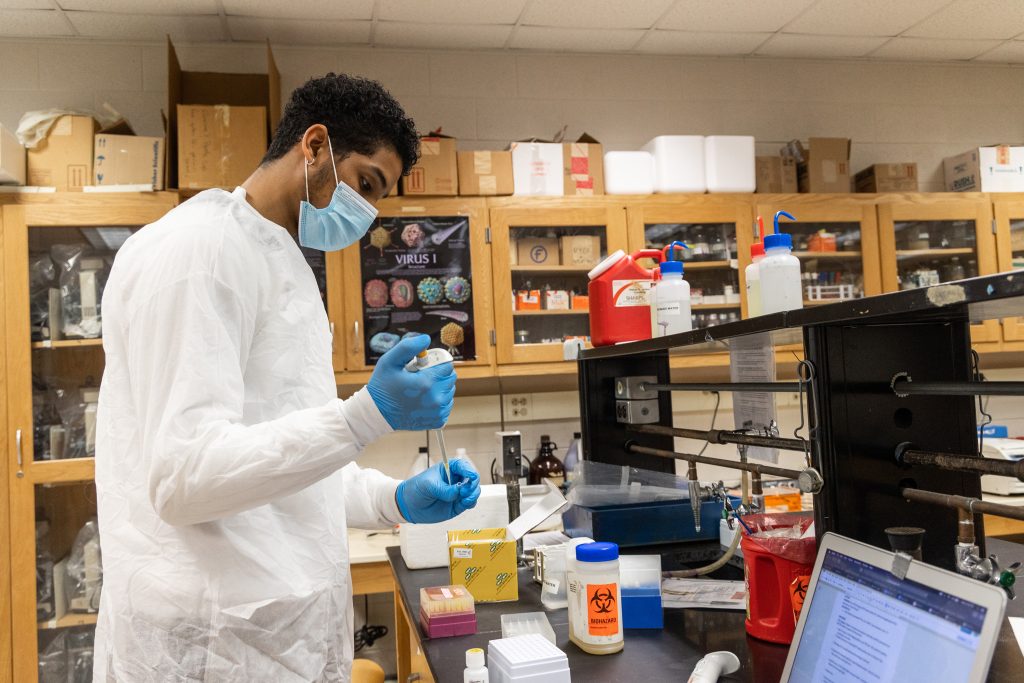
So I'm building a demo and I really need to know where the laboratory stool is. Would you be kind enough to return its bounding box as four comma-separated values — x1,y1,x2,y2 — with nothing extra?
351,658,385,683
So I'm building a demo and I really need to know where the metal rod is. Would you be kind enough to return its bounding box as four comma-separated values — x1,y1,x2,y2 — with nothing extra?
901,448,1024,481
628,443,805,480
901,487,1024,522
892,379,1024,397
641,381,802,394
630,423,807,452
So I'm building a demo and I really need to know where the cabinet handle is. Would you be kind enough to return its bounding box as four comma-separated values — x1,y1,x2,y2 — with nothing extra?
353,321,361,351
16,428,24,478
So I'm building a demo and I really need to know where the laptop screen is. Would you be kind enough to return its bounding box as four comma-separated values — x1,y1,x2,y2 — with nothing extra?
787,548,989,682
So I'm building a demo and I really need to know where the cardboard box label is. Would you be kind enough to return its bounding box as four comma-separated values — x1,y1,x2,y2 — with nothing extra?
613,280,653,307
453,547,472,559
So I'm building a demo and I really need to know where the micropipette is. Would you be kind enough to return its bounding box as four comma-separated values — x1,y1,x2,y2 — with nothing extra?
405,348,456,483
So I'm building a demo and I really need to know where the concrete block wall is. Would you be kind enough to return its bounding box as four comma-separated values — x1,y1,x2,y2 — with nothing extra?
3,38,1024,191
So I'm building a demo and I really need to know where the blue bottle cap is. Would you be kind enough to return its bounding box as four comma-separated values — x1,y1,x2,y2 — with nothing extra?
576,541,619,562
763,232,792,250
659,260,683,275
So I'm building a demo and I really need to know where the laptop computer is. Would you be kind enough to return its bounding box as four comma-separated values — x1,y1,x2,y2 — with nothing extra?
781,532,1008,683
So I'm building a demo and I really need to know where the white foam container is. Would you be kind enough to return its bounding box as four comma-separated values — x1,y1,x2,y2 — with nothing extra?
488,634,571,683
641,135,705,193
604,151,654,195
705,135,756,193
399,484,509,569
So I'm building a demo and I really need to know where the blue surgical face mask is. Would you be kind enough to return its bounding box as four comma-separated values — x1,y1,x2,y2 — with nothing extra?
298,135,379,252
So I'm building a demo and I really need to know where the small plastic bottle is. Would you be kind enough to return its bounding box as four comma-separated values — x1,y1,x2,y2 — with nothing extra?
464,647,488,683
759,211,804,315
652,258,692,337
568,542,624,655
745,242,765,317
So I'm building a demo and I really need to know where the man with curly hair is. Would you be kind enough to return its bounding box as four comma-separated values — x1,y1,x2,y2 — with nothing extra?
94,74,481,681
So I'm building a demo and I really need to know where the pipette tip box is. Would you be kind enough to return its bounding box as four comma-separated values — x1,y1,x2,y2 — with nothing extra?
418,584,477,638
488,633,571,683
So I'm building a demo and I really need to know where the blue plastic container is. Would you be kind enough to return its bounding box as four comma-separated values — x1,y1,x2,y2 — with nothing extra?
561,496,738,548
622,587,663,629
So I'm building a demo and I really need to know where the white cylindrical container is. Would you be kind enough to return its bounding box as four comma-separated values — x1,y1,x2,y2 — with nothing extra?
745,243,765,317
464,648,488,683
652,260,692,337
568,542,623,655
759,232,803,315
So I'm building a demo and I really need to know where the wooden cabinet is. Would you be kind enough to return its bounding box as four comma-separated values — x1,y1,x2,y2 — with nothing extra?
993,194,1024,342
878,193,1000,343
2,194,178,681
340,198,494,381
489,198,628,365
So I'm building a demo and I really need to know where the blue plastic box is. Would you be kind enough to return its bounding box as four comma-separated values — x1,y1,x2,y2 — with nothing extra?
561,497,737,547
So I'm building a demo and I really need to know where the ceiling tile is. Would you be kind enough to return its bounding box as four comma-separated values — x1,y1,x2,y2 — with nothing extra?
67,12,225,42
375,22,512,50
61,0,219,13
634,30,769,55
756,33,890,58
378,0,526,25
973,40,1024,63
784,0,951,37
870,37,1002,61
227,16,372,45
222,0,374,21
521,0,674,30
0,1,54,9
905,0,1024,40
510,26,645,52
0,9,72,37
659,0,818,33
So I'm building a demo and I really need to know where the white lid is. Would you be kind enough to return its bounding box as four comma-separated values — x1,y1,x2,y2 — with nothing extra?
466,648,485,669
588,249,625,280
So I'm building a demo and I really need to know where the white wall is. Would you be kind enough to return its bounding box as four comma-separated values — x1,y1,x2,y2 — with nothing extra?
3,37,1024,191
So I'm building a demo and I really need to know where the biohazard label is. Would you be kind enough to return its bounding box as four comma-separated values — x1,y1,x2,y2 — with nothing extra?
587,583,620,636
612,279,653,307
790,574,811,623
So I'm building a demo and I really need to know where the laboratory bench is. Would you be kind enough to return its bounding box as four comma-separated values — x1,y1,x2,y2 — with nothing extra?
348,528,401,596
388,542,1024,682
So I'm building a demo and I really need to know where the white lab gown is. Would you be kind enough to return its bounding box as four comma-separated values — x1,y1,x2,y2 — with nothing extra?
93,188,403,682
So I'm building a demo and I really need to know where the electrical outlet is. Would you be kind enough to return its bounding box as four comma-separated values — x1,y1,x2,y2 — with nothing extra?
503,394,532,421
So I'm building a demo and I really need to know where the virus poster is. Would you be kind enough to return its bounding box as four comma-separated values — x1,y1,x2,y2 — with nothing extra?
360,215,476,365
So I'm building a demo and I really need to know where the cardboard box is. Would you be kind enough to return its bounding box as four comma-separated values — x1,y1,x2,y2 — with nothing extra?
543,290,570,310
794,138,851,193
177,105,267,189
457,150,513,196
93,134,166,189
571,294,589,311
517,237,559,266
404,134,458,195
0,123,25,185
167,37,280,190
27,115,98,190
755,156,797,193
511,142,563,196
944,146,1024,192
448,483,567,603
854,163,918,193
563,133,604,196
560,235,602,267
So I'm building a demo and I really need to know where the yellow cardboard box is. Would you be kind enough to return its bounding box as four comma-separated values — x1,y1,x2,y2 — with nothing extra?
447,528,519,603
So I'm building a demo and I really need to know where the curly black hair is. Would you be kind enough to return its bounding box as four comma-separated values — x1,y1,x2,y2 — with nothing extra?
263,73,420,175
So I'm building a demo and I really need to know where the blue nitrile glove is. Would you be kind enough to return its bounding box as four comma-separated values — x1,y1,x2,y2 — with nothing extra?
367,334,456,431
397,458,482,524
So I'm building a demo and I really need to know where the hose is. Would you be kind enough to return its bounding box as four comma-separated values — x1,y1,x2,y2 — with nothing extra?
664,471,749,578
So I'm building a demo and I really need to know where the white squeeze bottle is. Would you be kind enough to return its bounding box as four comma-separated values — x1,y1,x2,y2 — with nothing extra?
759,211,804,315
652,244,692,337
464,648,488,683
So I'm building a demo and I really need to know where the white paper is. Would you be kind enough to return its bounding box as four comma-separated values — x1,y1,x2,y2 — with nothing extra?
1010,617,1024,658
523,530,571,550
662,578,746,610
729,332,779,463
507,481,568,541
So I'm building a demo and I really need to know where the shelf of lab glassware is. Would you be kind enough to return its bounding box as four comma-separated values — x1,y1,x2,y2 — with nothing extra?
895,247,975,261
29,457,95,484
692,303,741,310
512,309,589,316
38,612,98,631
31,338,103,350
793,251,862,260
511,265,593,275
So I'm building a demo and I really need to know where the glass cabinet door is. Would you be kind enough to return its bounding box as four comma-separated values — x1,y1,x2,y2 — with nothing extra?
3,197,177,682
878,196,1000,343
994,197,1024,341
491,202,628,364
755,197,883,309
342,198,493,374
628,199,752,325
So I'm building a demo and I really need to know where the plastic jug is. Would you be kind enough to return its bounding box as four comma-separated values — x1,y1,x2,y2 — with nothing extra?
588,249,663,347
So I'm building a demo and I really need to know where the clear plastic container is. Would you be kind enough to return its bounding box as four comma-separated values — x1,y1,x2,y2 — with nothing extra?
538,545,569,610
501,612,557,645
568,542,623,654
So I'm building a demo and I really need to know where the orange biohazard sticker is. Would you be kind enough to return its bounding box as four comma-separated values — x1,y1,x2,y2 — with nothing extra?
587,583,620,636
790,575,811,623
